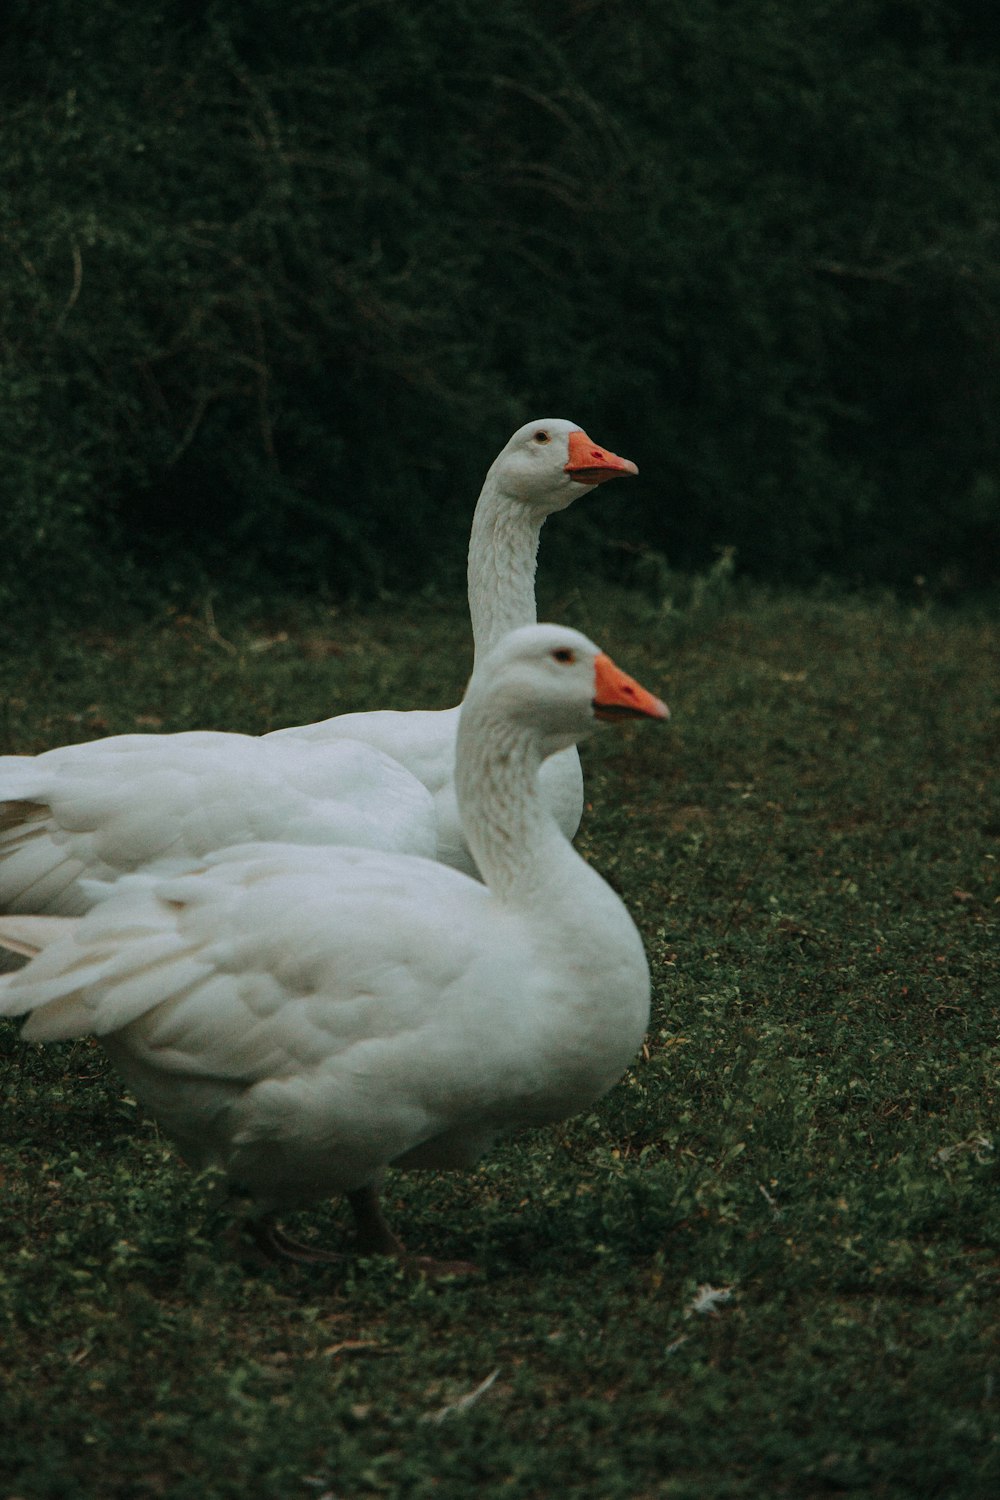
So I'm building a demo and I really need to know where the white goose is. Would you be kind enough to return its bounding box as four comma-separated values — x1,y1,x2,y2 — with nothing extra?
269,418,638,874
0,625,668,1273
0,419,636,914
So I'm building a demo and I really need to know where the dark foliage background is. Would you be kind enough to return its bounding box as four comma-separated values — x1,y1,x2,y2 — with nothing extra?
2,0,998,612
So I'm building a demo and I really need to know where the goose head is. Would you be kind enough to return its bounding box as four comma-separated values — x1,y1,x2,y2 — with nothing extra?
465,623,668,755
486,418,638,519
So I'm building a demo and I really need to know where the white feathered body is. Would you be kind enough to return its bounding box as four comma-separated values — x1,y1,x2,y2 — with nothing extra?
0,838,650,1214
0,732,436,916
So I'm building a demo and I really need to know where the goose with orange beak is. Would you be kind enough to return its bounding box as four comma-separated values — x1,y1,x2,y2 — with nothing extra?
0,625,667,1277
270,418,641,876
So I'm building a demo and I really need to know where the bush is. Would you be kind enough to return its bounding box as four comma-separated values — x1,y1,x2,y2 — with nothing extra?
2,0,998,615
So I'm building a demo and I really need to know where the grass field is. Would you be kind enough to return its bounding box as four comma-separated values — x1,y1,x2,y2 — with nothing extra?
1,582,997,1499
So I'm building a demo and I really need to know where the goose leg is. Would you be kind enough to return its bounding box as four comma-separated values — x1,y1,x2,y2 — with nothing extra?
248,1217,347,1266
245,1189,481,1278
348,1183,482,1279
247,1193,399,1264
347,1184,407,1257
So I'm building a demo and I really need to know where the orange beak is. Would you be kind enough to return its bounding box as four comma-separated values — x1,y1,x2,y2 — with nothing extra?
564,429,639,485
593,653,669,723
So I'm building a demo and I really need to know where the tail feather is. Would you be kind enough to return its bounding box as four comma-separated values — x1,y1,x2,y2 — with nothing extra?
0,795,49,830
0,905,203,1042
0,914,75,959
0,801,93,916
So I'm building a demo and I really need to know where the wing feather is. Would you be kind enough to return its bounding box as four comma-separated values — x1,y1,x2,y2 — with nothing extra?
0,731,436,916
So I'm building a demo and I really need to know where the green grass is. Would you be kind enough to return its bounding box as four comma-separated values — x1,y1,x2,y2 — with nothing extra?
1,583,997,1499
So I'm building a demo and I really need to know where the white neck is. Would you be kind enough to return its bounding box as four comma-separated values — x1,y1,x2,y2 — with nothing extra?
467,476,544,667
453,697,609,926
454,709,560,906
453,691,650,1075
453,670,652,1100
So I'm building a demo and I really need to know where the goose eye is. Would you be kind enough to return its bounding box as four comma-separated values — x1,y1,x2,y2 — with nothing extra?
551,647,575,664
533,430,551,444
